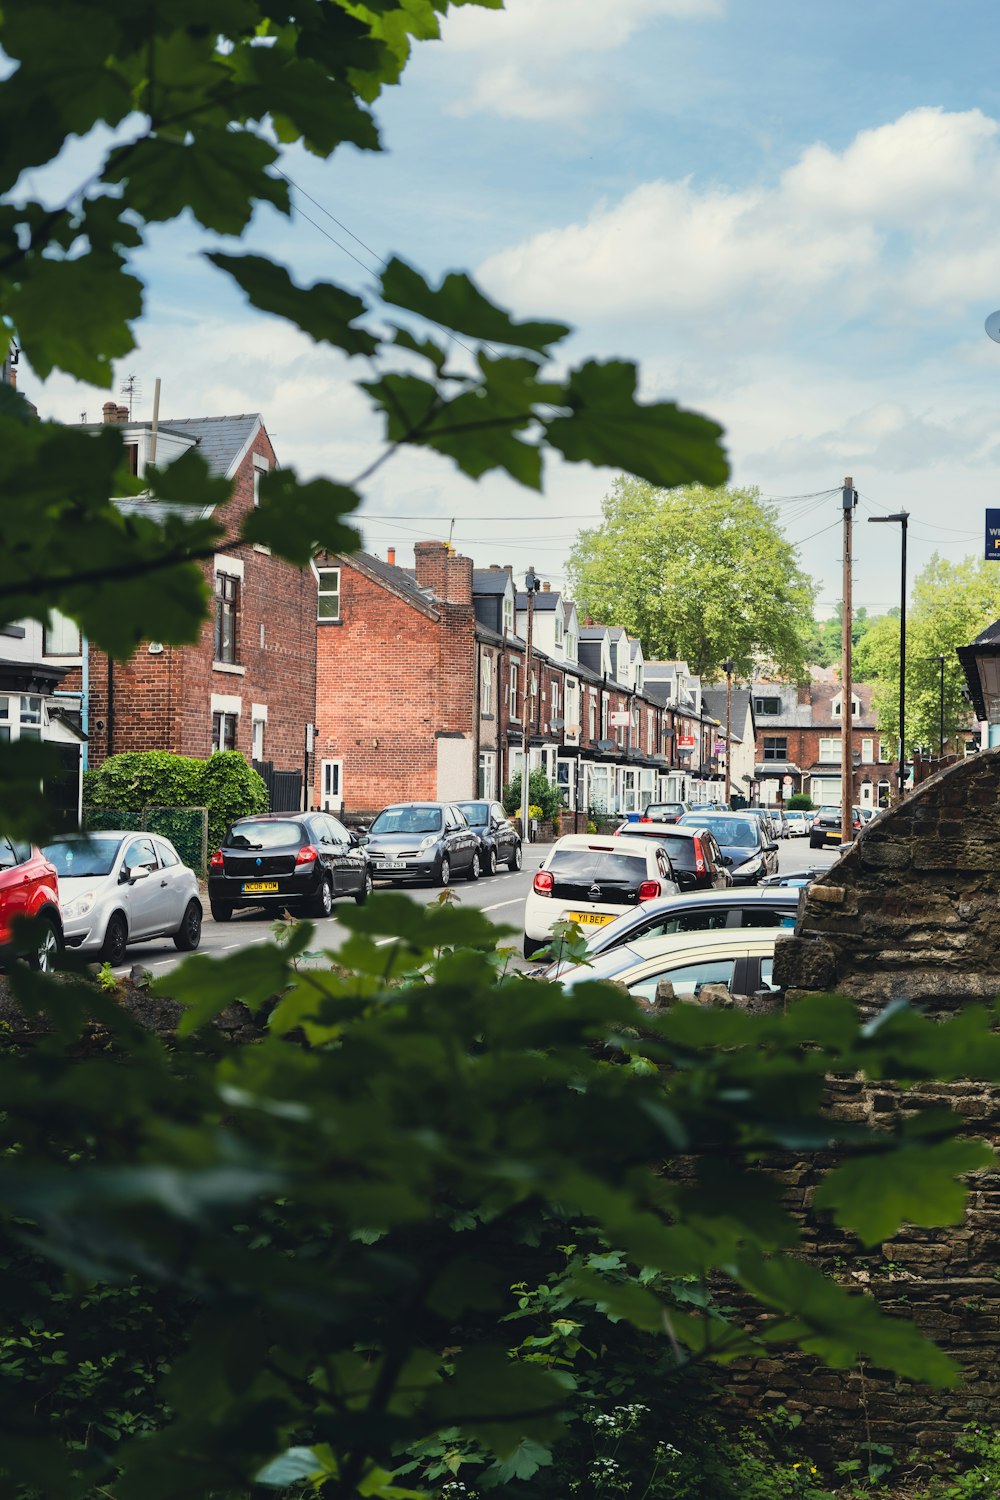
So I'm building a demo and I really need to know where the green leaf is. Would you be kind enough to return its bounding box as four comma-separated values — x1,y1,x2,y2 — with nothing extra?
544,360,729,489
209,253,378,356
380,257,570,353
161,932,312,1035
6,249,142,384
241,470,361,563
0,740,65,843
482,1438,553,1485
814,1138,996,1245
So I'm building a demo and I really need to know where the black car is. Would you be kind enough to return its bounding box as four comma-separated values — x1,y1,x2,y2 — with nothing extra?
613,822,732,892
676,811,778,884
545,887,799,976
363,802,481,886
810,806,861,849
455,800,523,874
208,812,372,922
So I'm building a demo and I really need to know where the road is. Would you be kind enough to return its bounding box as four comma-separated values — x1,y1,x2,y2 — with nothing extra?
109,829,843,981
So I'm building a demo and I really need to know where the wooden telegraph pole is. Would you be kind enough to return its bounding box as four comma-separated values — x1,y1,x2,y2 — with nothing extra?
841,478,857,847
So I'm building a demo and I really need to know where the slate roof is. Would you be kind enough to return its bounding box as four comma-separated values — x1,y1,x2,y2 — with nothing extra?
356,552,435,606
702,687,753,739
515,591,562,610
473,568,512,595
155,415,263,476
580,625,608,640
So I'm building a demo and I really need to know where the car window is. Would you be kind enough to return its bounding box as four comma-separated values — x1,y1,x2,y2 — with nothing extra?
758,958,780,992
629,959,737,1004
491,803,507,823
653,836,696,870
548,850,648,884
684,817,759,848
156,840,180,868
123,837,157,871
452,807,470,829
328,817,350,843
227,820,305,849
0,836,18,869
739,907,792,928
42,835,122,877
370,806,443,835
456,802,489,827
637,909,732,938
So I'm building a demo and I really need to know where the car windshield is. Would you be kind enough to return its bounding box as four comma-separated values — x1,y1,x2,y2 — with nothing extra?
226,820,304,849
369,806,443,836
456,802,490,827
680,817,757,848
42,834,122,877
548,850,647,884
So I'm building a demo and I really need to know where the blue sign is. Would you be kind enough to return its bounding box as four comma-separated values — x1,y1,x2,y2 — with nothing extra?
987,509,1000,559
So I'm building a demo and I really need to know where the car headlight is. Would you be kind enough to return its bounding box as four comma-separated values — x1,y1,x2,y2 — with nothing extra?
417,835,438,853
736,855,762,873
63,892,96,920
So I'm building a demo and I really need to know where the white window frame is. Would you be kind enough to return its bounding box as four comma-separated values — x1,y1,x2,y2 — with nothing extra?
550,679,559,723
478,750,496,799
321,758,343,811
509,662,520,721
480,653,493,716
861,737,874,763
43,610,81,656
502,593,514,634
252,717,265,762
879,740,890,763
317,566,341,622
554,613,564,648
818,737,840,764
252,453,269,508
212,711,238,753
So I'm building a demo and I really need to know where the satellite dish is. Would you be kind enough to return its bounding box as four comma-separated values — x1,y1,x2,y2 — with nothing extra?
986,311,1000,343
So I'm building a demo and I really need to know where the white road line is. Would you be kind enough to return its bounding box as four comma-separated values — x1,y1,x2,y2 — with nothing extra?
375,937,396,947
482,899,522,912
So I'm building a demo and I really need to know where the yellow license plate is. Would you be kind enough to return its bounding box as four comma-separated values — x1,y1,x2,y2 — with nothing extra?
568,911,615,927
242,880,279,893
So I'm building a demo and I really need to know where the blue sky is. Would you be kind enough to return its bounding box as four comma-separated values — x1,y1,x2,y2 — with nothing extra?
28,0,1000,624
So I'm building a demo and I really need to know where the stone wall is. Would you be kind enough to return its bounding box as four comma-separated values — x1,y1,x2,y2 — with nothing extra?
750,748,1000,1456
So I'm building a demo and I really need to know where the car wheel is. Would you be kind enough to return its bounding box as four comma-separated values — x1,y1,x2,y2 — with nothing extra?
484,846,497,876
31,916,62,973
101,911,128,966
210,900,234,923
467,850,481,882
508,842,523,872
355,869,373,905
310,877,334,919
437,856,451,888
523,934,548,960
173,899,203,951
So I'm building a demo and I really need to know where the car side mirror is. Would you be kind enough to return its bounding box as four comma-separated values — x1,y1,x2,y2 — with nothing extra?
118,866,130,884
766,842,778,852
721,854,733,865
130,865,151,883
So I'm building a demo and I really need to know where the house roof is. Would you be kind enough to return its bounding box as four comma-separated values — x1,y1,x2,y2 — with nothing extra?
579,625,608,640
701,686,752,738
347,552,439,617
515,591,562,610
153,414,263,477
473,568,512,595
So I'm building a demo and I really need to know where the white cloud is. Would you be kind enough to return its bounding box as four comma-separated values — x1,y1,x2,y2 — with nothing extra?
440,0,723,121
476,107,1000,334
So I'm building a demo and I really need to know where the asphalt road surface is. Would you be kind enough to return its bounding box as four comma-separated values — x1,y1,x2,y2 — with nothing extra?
110,829,843,982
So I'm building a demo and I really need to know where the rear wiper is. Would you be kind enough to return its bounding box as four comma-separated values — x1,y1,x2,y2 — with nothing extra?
229,837,262,849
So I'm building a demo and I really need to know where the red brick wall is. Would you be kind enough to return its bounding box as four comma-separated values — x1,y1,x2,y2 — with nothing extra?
84,426,317,776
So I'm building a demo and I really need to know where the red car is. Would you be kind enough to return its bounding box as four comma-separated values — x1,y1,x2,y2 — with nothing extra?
0,836,62,971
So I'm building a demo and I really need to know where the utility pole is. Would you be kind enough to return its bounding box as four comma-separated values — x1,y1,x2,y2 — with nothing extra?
841,478,857,847
521,568,540,848
722,657,735,807
938,653,946,759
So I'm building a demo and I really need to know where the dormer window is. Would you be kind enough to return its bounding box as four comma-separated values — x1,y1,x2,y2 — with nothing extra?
554,614,564,648
832,694,861,717
502,594,514,634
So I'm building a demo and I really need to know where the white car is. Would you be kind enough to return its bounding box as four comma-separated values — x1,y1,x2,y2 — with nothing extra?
41,830,203,966
556,926,780,1004
782,810,812,837
522,833,679,960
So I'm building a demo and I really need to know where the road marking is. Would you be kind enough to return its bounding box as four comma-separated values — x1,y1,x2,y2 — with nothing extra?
482,899,521,912
375,937,397,947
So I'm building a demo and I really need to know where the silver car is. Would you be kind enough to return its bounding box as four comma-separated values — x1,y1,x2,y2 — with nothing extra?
41,831,202,965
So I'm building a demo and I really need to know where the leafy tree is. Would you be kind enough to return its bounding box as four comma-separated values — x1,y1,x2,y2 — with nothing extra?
567,479,817,679
803,604,883,673
854,554,997,753
502,770,562,823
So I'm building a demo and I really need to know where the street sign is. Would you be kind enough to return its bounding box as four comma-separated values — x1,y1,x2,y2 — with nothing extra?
609,711,630,726
782,775,793,789
986,509,1000,560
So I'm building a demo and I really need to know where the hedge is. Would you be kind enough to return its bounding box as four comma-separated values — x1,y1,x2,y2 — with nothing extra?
83,751,269,859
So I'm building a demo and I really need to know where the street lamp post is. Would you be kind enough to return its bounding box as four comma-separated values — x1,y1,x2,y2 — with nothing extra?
722,657,735,807
868,511,909,798
938,653,946,759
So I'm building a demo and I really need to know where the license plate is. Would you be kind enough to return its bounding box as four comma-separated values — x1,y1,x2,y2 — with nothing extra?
242,880,279,893
377,860,407,871
567,911,615,927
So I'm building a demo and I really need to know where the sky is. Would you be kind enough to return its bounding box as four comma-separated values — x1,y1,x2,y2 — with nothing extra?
22,0,1000,623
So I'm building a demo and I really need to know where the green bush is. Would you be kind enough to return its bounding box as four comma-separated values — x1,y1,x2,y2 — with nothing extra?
786,793,815,810
502,769,562,822
83,751,268,868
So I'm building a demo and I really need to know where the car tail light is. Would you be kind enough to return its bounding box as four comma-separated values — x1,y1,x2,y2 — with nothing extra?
295,845,319,865
693,838,707,875
639,815,651,823
533,869,554,896
209,849,224,869
637,878,660,901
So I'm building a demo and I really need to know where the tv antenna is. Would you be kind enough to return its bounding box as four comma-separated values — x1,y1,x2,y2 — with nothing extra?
120,372,142,418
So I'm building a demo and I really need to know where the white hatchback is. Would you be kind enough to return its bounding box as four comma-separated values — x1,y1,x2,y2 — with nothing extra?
556,926,780,1004
41,830,203,966
522,833,679,960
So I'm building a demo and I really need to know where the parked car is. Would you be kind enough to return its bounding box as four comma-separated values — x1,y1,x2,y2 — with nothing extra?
523,833,679,960
675,811,778,884
639,800,691,824
209,812,372,922
759,867,826,888
743,806,782,843
556,926,780,1003
612,821,733,893
544,887,799,976
363,802,481,886
853,805,877,827
43,830,201,964
782,810,812,837
0,836,62,971
454,800,523,874
809,806,862,849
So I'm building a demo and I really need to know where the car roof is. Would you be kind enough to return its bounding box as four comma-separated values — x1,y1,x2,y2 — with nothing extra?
606,886,797,916
618,822,700,840
579,925,780,977
550,834,660,853
232,813,306,822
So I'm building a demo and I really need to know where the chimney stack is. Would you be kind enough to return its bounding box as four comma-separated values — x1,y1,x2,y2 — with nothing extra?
541,581,551,592
387,546,396,566
103,401,118,423
117,404,129,423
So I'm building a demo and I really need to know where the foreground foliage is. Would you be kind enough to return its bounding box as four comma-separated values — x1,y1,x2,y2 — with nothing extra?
3,896,1000,1497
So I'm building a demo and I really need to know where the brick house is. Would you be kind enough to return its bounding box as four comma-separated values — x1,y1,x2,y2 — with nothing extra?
753,678,897,809
67,406,316,806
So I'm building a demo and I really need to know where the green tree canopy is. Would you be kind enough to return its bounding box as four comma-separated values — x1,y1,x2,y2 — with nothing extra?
802,603,884,674
567,478,817,679
854,554,997,753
